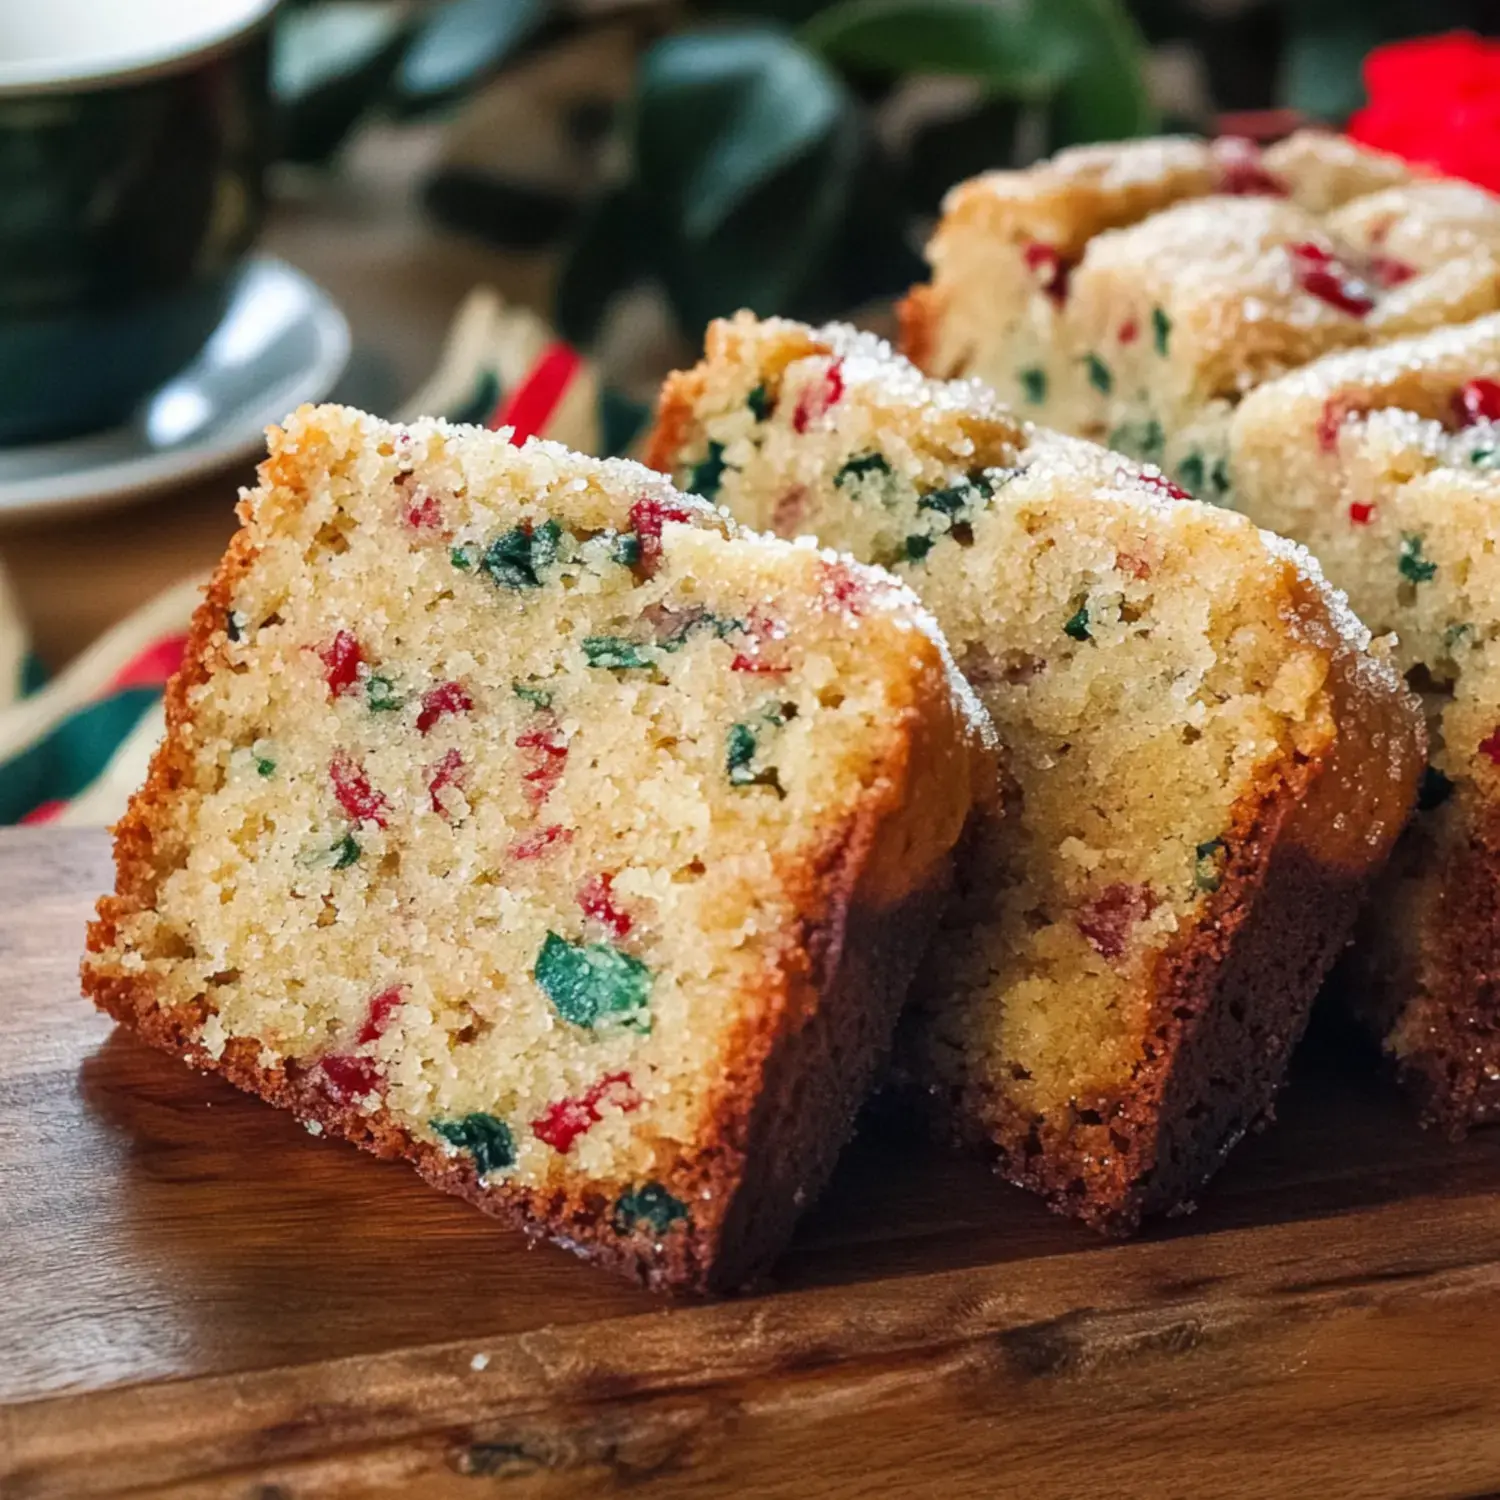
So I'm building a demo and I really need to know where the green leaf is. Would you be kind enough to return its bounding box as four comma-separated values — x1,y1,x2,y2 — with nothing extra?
554,184,655,348
635,28,848,242
535,932,654,1030
1279,8,1384,124
432,1112,516,1175
1042,0,1155,145
394,0,551,113
802,0,1082,96
422,168,576,253
274,2,410,163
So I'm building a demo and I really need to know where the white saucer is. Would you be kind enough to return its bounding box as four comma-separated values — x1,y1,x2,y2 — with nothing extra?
0,257,351,520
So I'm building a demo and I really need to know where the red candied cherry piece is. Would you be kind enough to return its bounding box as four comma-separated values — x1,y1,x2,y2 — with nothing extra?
1288,243,1375,317
1077,882,1156,959
1317,395,1364,453
404,492,445,532
330,752,390,827
792,360,846,434
516,717,569,808
1453,378,1500,427
1215,137,1288,197
578,872,632,938
1368,255,1416,288
1349,502,1376,525
318,630,364,697
1481,729,1500,766
1137,472,1193,501
819,560,868,615
731,610,791,675
427,748,467,814
629,496,697,576
1118,317,1139,345
417,681,474,735
1022,241,1071,307
510,824,574,860
533,1071,640,1153
317,1053,380,1104
357,986,405,1045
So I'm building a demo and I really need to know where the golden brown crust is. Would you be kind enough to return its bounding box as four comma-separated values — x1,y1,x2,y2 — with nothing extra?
1341,809,1500,1138
895,286,940,375
82,423,980,1294
909,610,1424,1234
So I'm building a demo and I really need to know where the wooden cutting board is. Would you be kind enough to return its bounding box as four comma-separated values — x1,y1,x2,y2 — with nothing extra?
3,827,1500,1500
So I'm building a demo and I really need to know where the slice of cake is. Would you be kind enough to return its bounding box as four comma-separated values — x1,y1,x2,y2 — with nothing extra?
1230,314,1500,1131
82,404,993,1292
901,134,1500,506
646,314,1424,1231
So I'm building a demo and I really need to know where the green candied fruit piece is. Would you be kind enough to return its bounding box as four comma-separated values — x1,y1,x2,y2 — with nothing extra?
1019,367,1047,404
1193,838,1227,893
482,519,562,589
332,833,361,870
1084,353,1112,395
612,531,641,568
365,675,401,712
1107,419,1164,464
450,543,479,571
512,681,554,709
1210,457,1232,497
432,1113,515,1176
1418,765,1455,811
1063,605,1091,641
687,441,727,500
1472,444,1500,469
583,636,654,671
725,719,784,793
655,608,744,652
1398,532,1437,585
834,451,892,488
1177,452,1205,492
904,534,935,563
535,932,653,1031
254,755,277,778
748,383,774,422
1152,306,1171,356
614,1182,688,1236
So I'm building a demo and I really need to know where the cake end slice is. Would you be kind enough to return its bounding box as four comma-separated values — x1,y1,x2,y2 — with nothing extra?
83,404,994,1291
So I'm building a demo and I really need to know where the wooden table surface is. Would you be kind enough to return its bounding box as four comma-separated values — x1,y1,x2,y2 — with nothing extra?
3,826,1500,1499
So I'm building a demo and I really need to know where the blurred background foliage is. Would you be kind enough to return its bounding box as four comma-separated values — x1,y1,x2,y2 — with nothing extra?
273,0,1497,346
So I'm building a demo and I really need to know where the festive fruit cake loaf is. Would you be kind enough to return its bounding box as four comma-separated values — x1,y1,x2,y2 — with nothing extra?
1230,315,1500,1131
901,132,1500,503
646,314,1424,1231
899,130,1418,428
82,404,994,1292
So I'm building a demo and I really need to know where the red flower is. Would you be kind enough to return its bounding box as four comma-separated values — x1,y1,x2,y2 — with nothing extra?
1348,33,1500,194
